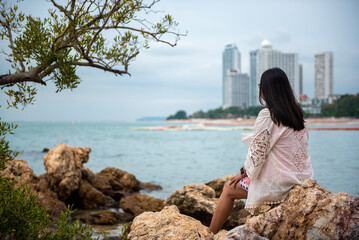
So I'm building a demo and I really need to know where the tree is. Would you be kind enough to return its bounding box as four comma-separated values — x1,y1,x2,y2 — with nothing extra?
167,110,187,120
0,0,183,238
321,94,359,117
0,0,184,108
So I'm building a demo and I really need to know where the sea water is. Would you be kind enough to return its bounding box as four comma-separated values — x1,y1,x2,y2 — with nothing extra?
6,121,359,199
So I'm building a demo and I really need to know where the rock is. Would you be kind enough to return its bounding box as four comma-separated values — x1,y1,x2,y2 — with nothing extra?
35,191,67,221
2,160,67,221
77,180,116,209
74,210,133,225
120,194,165,216
224,208,250,229
90,171,125,200
140,182,163,192
2,159,38,188
81,166,96,182
165,184,246,229
226,225,269,240
34,174,59,198
239,179,359,240
214,230,229,240
43,143,91,200
206,175,234,198
32,173,67,221
97,167,141,193
128,205,214,240
165,184,216,226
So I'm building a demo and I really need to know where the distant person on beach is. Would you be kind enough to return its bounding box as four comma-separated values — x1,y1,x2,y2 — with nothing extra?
209,67,314,234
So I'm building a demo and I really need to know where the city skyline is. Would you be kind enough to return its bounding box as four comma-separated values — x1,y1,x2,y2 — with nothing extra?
1,0,358,121
223,40,309,109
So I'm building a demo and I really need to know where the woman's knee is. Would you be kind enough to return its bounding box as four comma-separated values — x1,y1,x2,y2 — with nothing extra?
222,180,235,197
222,180,245,199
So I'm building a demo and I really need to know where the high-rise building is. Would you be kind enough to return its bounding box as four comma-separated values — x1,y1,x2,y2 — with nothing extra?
249,39,299,105
299,64,303,95
223,70,249,109
314,52,333,98
249,50,258,106
222,44,241,105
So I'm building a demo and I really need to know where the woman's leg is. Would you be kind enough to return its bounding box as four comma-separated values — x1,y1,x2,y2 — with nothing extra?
209,180,248,234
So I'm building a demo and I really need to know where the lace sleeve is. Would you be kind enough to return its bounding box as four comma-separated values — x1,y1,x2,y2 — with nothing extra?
244,129,270,179
243,109,272,180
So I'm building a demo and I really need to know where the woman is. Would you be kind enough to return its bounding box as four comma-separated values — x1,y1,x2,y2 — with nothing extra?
209,67,314,234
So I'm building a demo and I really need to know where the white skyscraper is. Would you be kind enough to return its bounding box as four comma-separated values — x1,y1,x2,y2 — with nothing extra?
222,44,241,106
315,52,333,98
223,70,249,109
249,50,258,106
250,39,299,105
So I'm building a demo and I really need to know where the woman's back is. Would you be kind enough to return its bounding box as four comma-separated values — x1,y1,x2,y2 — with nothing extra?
272,124,312,181
243,108,314,213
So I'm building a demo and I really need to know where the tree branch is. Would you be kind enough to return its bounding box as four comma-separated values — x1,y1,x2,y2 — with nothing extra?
0,70,47,87
88,25,182,46
4,22,26,71
72,60,129,75
50,0,73,20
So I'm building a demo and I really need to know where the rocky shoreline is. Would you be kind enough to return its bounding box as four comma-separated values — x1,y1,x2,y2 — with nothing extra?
2,143,359,239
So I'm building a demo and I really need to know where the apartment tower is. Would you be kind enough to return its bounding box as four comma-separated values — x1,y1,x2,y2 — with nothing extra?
314,52,333,98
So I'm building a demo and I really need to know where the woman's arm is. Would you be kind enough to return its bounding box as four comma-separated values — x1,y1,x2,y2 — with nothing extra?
229,167,247,188
243,109,272,180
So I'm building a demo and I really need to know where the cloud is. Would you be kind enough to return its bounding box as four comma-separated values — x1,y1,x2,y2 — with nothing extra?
272,27,291,45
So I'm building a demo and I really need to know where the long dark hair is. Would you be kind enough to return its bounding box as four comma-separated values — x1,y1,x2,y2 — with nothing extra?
259,67,305,131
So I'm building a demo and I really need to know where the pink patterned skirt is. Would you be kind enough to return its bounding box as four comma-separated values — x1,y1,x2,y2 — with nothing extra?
239,176,251,191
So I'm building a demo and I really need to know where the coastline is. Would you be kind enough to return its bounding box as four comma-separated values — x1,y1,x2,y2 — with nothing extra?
167,118,359,126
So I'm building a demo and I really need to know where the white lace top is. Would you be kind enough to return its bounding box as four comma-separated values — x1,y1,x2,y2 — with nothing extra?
242,108,314,214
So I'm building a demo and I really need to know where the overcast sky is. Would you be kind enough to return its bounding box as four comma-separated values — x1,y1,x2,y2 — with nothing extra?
1,0,359,121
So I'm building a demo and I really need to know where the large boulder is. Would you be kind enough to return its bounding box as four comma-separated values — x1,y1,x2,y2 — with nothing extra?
82,167,125,201
165,184,247,229
43,143,91,200
2,160,67,221
206,175,234,198
128,205,214,240
77,180,116,209
228,179,359,240
35,191,67,221
226,225,269,240
2,159,38,188
120,194,165,216
97,167,141,193
214,230,229,240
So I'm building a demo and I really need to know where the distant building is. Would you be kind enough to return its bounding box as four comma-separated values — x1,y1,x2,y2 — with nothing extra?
249,50,258,106
302,106,321,115
249,39,299,105
222,44,241,106
314,52,333,98
223,70,249,109
312,94,341,106
299,94,321,115
299,64,303,95
299,94,311,106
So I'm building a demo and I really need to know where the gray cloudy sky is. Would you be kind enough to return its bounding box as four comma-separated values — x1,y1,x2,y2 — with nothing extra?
1,0,359,121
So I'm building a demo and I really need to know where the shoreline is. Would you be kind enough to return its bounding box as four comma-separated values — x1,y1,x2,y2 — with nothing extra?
166,118,359,126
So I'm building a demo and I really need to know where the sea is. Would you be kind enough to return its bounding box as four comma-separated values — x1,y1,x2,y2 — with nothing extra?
6,121,359,199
